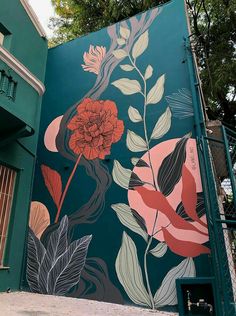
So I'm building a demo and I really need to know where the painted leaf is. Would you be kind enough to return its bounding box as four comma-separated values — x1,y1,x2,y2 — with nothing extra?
129,172,145,189
128,106,142,123
120,65,134,72
162,227,210,257
150,242,167,258
154,258,196,307
181,165,207,228
111,203,148,241
48,234,92,295
131,208,148,234
126,130,147,152
131,158,149,167
112,78,141,95
166,88,194,119
132,31,149,59
27,228,46,293
117,38,126,45
112,160,132,189
120,26,130,39
147,74,165,105
41,165,62,209
150,107,172,140
29,201,50,239
115,232,152,307
176,192,205,222
112,49,127,59
135,187,208,236
38,216,69,293
144,65,153,80
157,137,188,196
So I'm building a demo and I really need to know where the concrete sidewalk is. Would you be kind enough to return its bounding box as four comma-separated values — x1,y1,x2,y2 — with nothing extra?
0,292,178,316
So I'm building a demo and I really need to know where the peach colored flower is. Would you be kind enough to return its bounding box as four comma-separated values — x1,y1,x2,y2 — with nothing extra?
82,45,106,75
67,98,124,160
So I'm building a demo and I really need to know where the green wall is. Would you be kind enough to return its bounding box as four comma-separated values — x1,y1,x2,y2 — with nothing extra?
27,0,212,312
0,0,47,291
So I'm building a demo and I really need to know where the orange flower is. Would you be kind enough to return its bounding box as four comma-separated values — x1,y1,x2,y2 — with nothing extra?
67,98,124,160
82,45,106,75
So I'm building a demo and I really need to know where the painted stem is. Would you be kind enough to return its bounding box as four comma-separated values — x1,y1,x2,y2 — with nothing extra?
128,54,158,309
54,153,82,223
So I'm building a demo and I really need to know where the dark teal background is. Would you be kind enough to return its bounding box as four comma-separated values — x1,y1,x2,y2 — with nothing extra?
32,0,211,309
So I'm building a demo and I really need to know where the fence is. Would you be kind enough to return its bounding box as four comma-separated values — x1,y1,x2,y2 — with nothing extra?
199,125,236,315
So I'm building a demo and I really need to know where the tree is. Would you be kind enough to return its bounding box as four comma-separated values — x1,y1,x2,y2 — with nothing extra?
186,0,236,128
49,0,167,45
49,0,236,128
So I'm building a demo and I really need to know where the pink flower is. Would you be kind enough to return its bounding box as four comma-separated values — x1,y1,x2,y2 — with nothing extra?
82,45,106,75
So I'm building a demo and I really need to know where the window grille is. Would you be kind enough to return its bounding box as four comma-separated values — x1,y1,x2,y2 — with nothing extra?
0,164,17,267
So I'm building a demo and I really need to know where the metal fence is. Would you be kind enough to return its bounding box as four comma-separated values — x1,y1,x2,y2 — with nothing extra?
200,125,236,315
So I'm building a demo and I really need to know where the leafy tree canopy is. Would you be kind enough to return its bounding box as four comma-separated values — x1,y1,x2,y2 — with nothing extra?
49,0,236,128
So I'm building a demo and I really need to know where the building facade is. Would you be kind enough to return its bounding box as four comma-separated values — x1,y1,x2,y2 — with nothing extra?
0,0,47,291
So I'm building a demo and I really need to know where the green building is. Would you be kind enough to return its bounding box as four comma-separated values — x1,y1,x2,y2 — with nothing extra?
0,0,47,291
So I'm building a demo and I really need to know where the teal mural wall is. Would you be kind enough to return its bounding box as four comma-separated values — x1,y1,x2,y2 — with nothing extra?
27,0,211,310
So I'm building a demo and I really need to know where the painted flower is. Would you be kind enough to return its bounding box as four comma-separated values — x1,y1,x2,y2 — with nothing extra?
82,45,106,75
67,98,124,160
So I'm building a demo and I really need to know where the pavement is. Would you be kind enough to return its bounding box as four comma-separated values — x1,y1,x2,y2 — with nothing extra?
0,292,178,316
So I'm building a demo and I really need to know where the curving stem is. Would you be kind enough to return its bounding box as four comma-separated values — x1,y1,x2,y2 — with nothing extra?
55,153,83,223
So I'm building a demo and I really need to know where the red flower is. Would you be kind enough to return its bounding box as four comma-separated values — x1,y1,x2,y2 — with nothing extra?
67,98,124,160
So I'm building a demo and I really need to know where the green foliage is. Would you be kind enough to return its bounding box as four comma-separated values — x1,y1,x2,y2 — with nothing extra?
49,0,166,46
186,0,236,127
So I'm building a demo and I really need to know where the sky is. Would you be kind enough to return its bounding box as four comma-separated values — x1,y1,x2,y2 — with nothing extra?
28,0,55,38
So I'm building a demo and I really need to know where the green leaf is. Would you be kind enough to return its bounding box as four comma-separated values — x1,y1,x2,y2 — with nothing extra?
128,106,142,122
112,160,132,189
150,107,172,140
147,74,165,105
120,26,130,39
112,78,141,95
132,31,149,59
120,64,134,71
131,158,149,168
111,203,148,241
144,65,153,80
150,242,167,258
154,258,196,307
112,49,127,59
126,130,147,152
115,232,152,307
117,38,126,45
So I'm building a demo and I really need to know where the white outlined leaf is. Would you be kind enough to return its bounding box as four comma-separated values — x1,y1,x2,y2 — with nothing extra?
120,26,130,39
112,49,127,59
117,38,126,45
126,130,147,152
132,31,149,59
154,258,196,307
120,64,134,71
128,106,142,122
150,242,168,258
112,160,132,189
115,232,152,307
150,107,172,140
111,203,148,241
144,65,153,80
147,74,165,105
112,78,141,95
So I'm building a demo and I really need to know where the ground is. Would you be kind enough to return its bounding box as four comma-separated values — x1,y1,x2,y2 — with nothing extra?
0,292,178,316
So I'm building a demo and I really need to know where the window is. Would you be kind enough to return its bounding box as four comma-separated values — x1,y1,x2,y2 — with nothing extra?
0,165,17,267
0,31,4,46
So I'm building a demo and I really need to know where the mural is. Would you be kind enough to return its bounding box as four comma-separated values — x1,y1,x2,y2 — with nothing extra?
26,0,211,311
